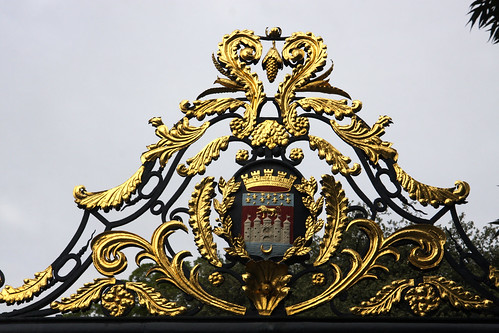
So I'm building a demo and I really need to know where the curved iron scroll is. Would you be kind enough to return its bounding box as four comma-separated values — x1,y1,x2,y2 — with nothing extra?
1,28,497,319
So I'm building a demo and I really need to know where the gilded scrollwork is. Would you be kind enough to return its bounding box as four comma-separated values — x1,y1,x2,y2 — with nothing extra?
297,98,362,121
180,99,246,121
308,135,361,176
91,220,246,315
124,281,186,316
215,30,265,139
393,163,470,207
0,266,53,305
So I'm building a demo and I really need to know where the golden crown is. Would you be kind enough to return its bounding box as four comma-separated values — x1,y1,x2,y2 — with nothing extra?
241,169,296,192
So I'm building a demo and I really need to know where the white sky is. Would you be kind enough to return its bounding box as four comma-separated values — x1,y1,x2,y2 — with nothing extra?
0,0,498,310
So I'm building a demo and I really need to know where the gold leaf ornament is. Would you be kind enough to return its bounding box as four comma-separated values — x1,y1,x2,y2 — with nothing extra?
125,281,186,316
251,120,289,149
177,136,230,177
314,175,349,266
0,266,53,305
51,278,116,313
101,284,135,316
188,177,223,267
308,135,361,176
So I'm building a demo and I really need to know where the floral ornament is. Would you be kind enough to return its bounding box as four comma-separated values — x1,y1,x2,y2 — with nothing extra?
236,149,249,162
289,148,304,161
312,273,326,286
101,285,135,317
404,283,440,316
208,272,225,287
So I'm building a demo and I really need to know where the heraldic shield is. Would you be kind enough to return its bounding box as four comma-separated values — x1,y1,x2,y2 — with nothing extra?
228,161,307,260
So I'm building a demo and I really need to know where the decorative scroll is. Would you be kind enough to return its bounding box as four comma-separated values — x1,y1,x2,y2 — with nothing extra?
90,220,246,315
297,98,362,121
308,135,361,176
314,175,349,266
125,282,186,316
177,136,230,177
393,163,470,207
216,30,265,139
0,266,53,305
180,99,245,121
188,177,222,267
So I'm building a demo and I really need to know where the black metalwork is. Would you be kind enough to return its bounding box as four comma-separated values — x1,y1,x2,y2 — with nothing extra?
0,29,498,325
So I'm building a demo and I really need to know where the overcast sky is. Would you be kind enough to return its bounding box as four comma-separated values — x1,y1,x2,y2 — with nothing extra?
0,0,498,306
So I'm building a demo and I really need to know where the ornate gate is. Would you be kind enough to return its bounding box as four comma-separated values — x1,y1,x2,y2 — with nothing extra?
1,28,497,327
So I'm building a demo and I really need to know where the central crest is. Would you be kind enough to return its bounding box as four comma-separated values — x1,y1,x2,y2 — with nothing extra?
229,162,305,259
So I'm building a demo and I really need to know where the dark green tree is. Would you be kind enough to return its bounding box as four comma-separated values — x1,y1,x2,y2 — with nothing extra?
468,0,499,43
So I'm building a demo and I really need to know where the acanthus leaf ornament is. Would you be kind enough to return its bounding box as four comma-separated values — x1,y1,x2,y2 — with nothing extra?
4,28,495,320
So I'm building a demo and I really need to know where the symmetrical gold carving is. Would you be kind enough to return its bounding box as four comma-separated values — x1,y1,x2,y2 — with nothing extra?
0,266,53,305
351,276,492,316
393,163,470,207
188,177,222,267
242,260,291,316
177,136,230,177
314,175,349,266
309,135,361,176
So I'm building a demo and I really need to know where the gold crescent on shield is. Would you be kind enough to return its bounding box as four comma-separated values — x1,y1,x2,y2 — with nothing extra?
260,244,273,254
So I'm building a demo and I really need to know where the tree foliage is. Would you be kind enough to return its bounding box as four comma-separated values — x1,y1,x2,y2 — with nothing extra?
468,0,499,44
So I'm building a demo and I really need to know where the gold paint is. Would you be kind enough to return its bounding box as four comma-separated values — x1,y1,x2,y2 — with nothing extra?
51,278,116,313
260,244,273,254
350,279,415,316
91,220,246,315
101,284,135,317
215,30,264,139
297,98,362,121
250,120,289,149
423,276,492,310
276,32,328,136
0,266,53,305
312,273,326,286
289,148,304,161
314,175,349,266
236,149,249,162
262,41,283,83
242,260,291,316
177,136,230,177
405,283,441,316
286,219,445,315
309,135,361,176
241,169,296,192
393,163,470,208
73,167,144,211
208,272,225,287
125,281,186,316
188,177,222,267
180,99,245,121
213,177,250,259
330,115,397,165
